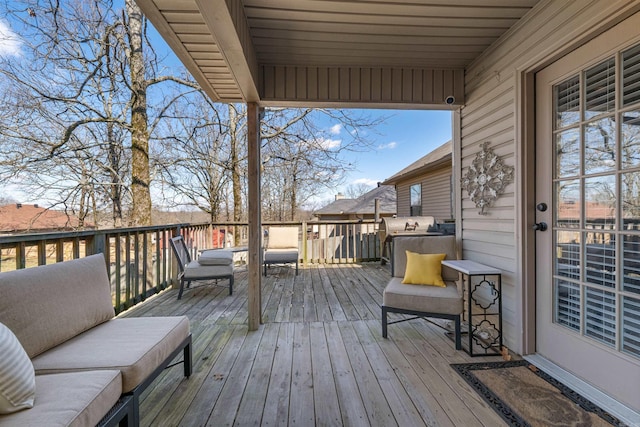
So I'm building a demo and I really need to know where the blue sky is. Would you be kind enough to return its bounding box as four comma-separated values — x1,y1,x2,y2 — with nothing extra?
322,109,451,195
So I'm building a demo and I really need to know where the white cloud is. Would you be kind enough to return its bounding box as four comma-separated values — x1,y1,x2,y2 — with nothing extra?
352,178,378,186
377,141,397,150
0,21,22,57
318,137,341,149
329,123,342,135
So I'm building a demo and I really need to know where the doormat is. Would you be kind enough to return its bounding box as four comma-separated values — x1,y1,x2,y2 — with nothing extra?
451,360,626,427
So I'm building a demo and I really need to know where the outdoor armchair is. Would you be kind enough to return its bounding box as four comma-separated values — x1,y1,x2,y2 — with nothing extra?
263,226,300,276
169,235,234,299
381,235,463,349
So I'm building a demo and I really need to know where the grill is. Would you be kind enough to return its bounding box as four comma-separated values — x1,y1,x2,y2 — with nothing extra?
379,216,437,264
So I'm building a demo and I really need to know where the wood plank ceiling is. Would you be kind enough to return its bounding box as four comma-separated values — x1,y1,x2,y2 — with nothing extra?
135,0,541,107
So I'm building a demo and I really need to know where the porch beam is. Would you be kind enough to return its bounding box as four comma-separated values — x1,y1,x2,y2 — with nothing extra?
247,102,262,330
195,0,260,102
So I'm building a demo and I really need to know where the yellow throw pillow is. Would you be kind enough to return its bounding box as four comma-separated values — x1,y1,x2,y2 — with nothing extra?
401,251,447,287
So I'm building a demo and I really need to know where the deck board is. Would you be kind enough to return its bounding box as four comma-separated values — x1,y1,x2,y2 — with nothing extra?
123,263,510,427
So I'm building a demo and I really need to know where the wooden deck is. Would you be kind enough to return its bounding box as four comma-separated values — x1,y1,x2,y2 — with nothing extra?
122,263,510,427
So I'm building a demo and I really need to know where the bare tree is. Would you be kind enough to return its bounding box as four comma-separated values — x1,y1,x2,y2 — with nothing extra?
0,0,199,226
344,182,374,199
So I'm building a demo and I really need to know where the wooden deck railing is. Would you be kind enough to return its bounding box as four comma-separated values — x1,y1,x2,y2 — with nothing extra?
0,220,381,314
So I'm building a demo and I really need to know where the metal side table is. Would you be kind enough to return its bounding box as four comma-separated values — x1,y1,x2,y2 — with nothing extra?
441,260,502,357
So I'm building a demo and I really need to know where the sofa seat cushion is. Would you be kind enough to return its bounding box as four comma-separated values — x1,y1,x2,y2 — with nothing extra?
0,370,122,427
31,316,189,393
184,260,233,279
198,250,233,266
383,277,463,315
264,249,298,263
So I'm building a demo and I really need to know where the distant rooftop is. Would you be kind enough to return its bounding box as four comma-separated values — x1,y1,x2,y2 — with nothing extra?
314,185,396,216
0,203,95,234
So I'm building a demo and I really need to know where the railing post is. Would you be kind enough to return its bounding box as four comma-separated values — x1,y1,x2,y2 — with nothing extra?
170,226,181,289
302,221,307,266
90,231,107,256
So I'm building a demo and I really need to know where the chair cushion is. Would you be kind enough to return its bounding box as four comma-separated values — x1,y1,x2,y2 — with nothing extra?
0,323,35,414
0,371,122,427
264,249,299,263
383,277,463,315
401,251,446,287
0,254,115,358
184,260,233,279
31,317,189,393
198,250,233,265
266,227,299,249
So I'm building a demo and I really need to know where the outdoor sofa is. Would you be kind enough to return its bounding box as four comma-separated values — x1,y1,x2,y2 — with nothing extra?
0,254,192,426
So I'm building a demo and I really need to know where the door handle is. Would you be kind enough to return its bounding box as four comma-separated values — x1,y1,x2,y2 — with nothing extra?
533,222,548,232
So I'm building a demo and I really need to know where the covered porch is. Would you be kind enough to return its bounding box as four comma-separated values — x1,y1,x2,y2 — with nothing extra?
125,263,508,426
131,0,640,418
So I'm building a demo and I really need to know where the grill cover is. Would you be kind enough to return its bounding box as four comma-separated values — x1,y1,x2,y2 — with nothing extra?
379,216,436,242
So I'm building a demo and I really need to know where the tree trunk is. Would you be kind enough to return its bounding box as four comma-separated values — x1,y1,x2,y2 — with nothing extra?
107,122,123,227
229,104,242,246
126,0,151,227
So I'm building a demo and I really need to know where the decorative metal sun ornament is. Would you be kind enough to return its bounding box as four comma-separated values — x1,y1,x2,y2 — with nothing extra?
461,142,514,215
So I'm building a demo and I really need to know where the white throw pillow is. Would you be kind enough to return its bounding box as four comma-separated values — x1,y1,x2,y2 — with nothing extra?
0,322,36,414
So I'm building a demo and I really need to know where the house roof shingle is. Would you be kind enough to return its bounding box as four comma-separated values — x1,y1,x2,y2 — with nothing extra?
382,140,452,185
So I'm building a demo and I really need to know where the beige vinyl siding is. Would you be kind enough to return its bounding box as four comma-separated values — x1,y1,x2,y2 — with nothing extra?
460,0,640,353
396,182,412,217
423,166,453,221
395,165,452,220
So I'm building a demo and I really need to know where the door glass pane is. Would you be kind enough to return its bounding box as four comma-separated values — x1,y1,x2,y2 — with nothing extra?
585,231,615,289
623,234,640,294
556,129,580,177
585,287,616,347
556,179,580,227
585,58,615,120
555,75,580,128
556,230,580,280
554,279,580,331
621,110,640,168
584,175,616,230
622,295,640,358
622,171,640,221
584,117,616,174
622,43,640,106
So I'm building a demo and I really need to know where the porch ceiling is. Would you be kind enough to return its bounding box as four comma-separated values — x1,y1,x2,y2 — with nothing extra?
135,0,541,107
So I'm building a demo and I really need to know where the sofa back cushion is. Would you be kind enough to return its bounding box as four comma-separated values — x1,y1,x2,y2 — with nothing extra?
0,254,115,358
392,235,458,281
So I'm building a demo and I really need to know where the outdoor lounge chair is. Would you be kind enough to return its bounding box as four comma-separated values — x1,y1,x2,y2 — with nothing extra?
381,235,463,349
263,226,299,276
169,235,234,299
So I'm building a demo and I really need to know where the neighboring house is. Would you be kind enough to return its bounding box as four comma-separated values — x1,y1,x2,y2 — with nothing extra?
382,140,452,221
0,203,95,234
312,185,396,239
88,1,640,413
313,185,396,222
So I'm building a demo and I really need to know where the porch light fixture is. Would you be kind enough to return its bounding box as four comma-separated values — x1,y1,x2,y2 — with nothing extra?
461,142,514,215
